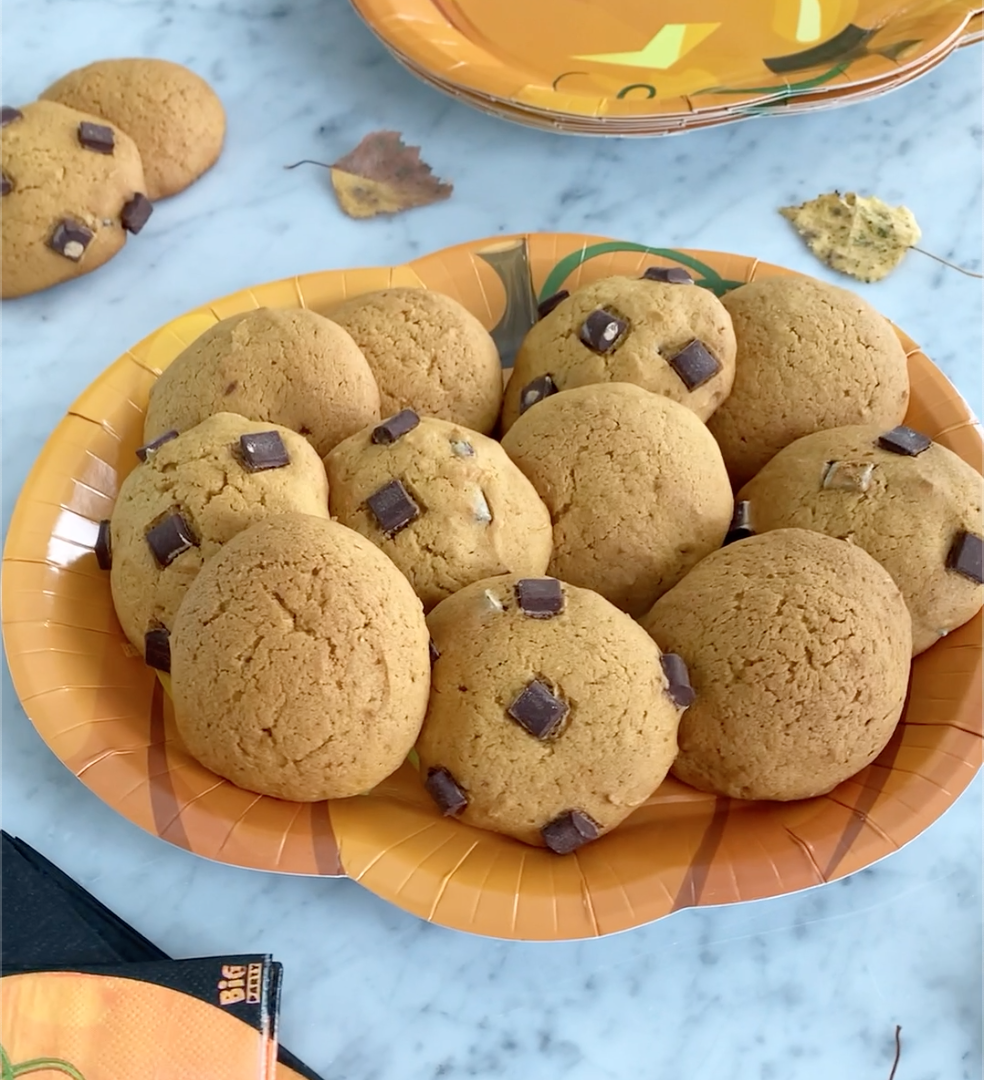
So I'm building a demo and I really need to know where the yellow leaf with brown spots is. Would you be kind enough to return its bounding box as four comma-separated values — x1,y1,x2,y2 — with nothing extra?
780,192,921,283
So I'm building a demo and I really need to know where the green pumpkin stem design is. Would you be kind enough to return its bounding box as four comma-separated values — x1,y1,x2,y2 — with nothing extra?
0,1046,87,1080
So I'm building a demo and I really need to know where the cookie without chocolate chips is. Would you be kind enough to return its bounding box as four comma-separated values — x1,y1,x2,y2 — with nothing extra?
418,574,684,848
143,307,381,458
41,58,225,200
641,529,912,802
1,100,149,298
171,513,431,801
326,288,503,434
500,273,736,432
109,413,329,659
738,424,984,655
707,276,910,488
325,411,552,610
500,383,734,616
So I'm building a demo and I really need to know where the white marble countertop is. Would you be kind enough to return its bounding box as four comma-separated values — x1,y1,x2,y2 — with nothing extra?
2,2,982,1078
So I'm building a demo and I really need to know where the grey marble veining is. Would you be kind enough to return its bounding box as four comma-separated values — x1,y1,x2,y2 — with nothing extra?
1,3,982,1079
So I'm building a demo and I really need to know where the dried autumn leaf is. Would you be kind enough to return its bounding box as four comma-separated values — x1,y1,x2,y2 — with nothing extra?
329,131,453,219
780,191,921,282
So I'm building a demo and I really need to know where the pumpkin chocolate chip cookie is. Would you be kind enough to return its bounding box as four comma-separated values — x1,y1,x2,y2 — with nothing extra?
171,513,431,801
417,574,686,849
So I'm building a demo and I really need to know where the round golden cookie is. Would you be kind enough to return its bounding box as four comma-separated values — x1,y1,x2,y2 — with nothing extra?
500,383,734,616
109,413,329,656
737,424,984,655
171,513,431,801
326,288,503,434
1,100,149,299
418,574,685,849
641,529,912,802
41,59,225,200
500,273,736,432
325,411,552,610
707,276,910,488
143,307,381,458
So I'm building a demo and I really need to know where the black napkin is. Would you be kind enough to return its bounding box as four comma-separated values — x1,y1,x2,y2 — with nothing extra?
1,831,323,1080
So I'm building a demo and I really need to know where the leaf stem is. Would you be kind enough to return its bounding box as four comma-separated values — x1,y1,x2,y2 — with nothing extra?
912,246,983,278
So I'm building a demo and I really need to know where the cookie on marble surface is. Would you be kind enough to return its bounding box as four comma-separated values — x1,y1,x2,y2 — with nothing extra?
171,513,431,802
500,382,734,616
641,529,912,802
1,100,149,298
737,424,984,655
108,412,329,660
326,287,503,434
41,58,225,200
418,574,685,849
325,410,552,610
143,307,381,458
707,276,910,488
500,272,736,432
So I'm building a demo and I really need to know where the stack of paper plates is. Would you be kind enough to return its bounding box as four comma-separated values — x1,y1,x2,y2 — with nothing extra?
349,0,981,135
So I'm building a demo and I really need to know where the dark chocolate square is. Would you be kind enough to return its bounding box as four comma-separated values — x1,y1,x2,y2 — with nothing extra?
367,479,420,536
541,810,599,855
144,629,171,673
642,266,693,285
372,409,420,445
515,578,565,618
578,309,627,354
946,530,984,585
94,519,112,571
660,652,696,708
821,460,875,493
668,340,721,391
145,512,197,568
1,106,23,127
121,193,153,234
136,430,179,462
424,767,468,816
78,121,115,155
537,290,569,319
877,426,932,457
429,639,441,664
507,679,569,739
239,430,290,471
48,220,93,262
518,374,558,415
1,172,12,197
723,501,754,546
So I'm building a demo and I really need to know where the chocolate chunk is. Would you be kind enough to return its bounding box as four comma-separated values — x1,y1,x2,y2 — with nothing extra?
660,652,695,708
946,531,984,585
1,172,11,196
48,220,93,262
877,425,932,457
94,519,112,570
367,479,419,536
515,578,565,618
723,501,754,546
424,767,468,816
239,430,290,471
1,106,23,127
537,290,569,319
136,430,179,462
78,121,115,154
822,460,875,493
518,374,558,415
145,628,171,673
642,266,694,285
145,512,197,568
121,193,153,234
541,810,599,855
429,639,440,664
668,339,721,391
473,490,492,524
507,679,569,740
372,408,420,445
450,439,474,457
579,309,627,353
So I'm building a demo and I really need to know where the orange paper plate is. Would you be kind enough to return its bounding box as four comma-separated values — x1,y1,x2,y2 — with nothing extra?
349,0,978,121
3,234,982,941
